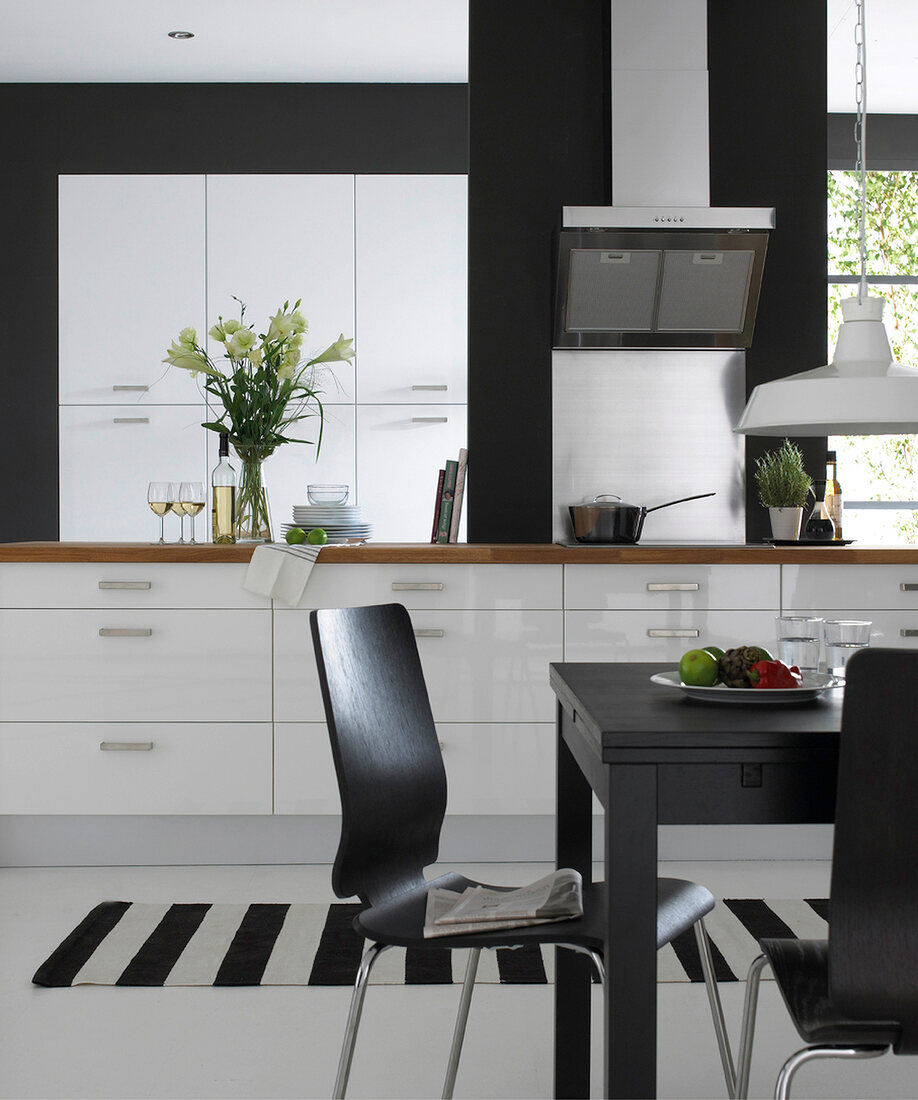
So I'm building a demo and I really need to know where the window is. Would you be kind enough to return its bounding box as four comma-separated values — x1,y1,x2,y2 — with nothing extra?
827,169,918,542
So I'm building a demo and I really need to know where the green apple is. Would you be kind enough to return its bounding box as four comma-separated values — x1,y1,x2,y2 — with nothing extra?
678,648,720,687
307,528,328,545
703,645,724,661
285,527,307,544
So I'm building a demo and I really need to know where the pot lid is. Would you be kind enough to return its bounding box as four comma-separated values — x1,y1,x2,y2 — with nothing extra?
572,494,640,510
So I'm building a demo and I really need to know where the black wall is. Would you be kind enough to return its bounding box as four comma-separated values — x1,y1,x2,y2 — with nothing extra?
0,83,467,541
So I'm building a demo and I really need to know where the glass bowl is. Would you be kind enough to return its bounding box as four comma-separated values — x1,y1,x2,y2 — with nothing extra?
307,484,349,505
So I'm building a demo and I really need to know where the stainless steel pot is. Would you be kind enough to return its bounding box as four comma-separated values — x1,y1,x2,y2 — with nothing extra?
568,492,716,544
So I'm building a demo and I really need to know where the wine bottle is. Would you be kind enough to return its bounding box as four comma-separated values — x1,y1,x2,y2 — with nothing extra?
824,450,843,540
211,433,236,544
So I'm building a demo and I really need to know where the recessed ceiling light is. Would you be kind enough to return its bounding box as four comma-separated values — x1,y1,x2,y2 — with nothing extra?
168,30,195,40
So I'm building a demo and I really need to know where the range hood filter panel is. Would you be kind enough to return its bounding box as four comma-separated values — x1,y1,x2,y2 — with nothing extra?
656,250,754,332
567,249,660,332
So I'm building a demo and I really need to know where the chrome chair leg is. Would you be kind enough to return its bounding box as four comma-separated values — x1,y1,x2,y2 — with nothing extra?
774,1045,887,1100
694,918,737,1098
333,941,392,1100
442,947,481,1100
735,952,770,1099
559,942,606,985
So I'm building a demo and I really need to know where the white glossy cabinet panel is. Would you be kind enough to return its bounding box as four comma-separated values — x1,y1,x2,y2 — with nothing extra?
299,563,562,610
0,723,272,815
206,175,356,401
780,610,918,651
564,564,781,610
782,564,918,610
355,175,467,403
59,175,206,405
274,722,556,816
356,405,467,542
274,609,562,723
565,610,780,662
0,563,265,610
0,610,271,722
59,405,208,542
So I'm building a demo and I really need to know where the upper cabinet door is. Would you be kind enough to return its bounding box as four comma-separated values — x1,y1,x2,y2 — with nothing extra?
355,175,468,403
205,175,356,402
59,175,206,405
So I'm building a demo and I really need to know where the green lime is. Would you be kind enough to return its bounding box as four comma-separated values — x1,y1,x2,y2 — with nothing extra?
285,527,307,544
703,645,724,661
678,648,720,687
307,528,328,545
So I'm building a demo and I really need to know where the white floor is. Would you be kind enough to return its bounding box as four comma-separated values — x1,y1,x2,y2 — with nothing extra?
2,860,916,1100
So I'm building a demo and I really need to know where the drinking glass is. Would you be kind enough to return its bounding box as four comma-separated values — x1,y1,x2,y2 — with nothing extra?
824,619,872,683
180,481,206,544
775,615,823,674
147,481,175,544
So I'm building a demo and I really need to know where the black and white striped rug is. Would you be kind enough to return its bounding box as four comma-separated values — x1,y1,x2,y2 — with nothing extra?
32,898,829,989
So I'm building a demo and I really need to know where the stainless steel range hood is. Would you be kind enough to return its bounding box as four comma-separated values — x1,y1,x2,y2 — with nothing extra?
553,0,775,351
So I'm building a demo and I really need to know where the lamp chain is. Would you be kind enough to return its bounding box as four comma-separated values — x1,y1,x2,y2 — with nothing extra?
854,0,868,302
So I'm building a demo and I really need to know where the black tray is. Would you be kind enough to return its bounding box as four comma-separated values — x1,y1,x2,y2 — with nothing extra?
764,538,855,546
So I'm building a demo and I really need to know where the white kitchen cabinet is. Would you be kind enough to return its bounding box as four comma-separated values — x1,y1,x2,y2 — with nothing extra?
59,404,208,541
58,175,206,405
0,722,272,815
356,404,467,542
205,174,357,402
355,175,467,404
564,563,781,610
782,564,918,610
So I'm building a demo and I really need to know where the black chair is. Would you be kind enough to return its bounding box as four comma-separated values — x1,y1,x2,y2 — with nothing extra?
735,647,918,1099
311,602,736,1099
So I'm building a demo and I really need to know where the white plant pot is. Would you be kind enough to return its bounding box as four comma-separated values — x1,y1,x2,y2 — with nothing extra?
768,506,803,540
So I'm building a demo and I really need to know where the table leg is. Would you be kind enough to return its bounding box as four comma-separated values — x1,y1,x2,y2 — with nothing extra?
555,704,593,1099
604,763,659,1099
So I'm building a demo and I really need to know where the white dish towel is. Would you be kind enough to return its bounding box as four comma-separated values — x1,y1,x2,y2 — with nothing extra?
243,543,320,607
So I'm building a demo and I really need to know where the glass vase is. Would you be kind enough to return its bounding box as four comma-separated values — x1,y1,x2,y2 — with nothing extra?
236,450,273,542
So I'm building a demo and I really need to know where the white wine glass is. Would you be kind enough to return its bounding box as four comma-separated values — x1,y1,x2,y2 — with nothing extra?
147,481,175,544
180,481,206,544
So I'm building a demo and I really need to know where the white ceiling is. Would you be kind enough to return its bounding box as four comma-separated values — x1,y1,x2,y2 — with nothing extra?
1,1,916,113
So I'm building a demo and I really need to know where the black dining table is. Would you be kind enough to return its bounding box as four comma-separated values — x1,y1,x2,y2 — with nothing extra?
549,660,843,1100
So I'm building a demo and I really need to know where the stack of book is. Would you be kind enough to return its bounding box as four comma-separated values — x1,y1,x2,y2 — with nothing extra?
430,447,468,544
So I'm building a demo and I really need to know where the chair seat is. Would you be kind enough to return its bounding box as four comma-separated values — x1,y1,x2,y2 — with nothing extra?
761,938,900,1048
354,874,715,952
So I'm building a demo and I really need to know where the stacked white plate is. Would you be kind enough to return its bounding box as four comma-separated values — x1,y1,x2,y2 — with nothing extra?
286,504,373,544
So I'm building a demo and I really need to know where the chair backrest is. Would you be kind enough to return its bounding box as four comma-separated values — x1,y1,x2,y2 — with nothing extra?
310,603,448,907
829,646,918,1052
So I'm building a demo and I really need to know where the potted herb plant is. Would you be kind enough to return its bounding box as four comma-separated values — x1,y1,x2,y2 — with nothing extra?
754,438,813,540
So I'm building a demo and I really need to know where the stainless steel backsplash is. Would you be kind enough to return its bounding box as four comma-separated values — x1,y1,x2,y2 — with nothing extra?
552,349,746,543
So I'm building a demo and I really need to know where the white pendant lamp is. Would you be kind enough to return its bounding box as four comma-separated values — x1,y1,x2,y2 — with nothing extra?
735,0,918,437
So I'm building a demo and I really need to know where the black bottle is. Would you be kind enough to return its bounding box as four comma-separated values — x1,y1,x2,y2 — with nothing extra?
804,480,836,540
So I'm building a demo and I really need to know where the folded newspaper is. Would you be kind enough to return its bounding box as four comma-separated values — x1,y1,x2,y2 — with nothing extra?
423,868,583,939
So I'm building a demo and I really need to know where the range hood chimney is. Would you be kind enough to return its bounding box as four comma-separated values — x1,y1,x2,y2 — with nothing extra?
553,0,774,350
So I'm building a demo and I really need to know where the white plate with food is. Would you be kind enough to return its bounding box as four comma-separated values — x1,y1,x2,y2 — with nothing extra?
650,670,838,704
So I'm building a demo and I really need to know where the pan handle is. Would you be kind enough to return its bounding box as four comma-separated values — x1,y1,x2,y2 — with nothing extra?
645,491,716,514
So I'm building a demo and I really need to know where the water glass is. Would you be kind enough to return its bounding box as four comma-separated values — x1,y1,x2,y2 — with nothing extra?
775,615,823,673
824,619,872,683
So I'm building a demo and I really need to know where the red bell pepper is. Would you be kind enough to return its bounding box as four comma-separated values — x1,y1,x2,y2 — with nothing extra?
751,659,803,689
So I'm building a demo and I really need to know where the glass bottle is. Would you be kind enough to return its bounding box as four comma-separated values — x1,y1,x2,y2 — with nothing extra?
804,479,836,540
211,433,236,544
824,450,843,540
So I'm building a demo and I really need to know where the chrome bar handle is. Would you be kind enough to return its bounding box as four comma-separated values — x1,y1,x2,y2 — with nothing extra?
392,582,444,591
414,629,445,638
98,628,153,637
98,581,152,590
901,629,918,637
411,416,448,423
901,583,918,591
112,385,150,392
411,384,448,391
100,741,154,751
112,417,150,424
647,582,701,592
647,628,701,638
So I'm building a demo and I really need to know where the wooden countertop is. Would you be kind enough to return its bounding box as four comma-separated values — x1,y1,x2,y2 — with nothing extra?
2,541,918,563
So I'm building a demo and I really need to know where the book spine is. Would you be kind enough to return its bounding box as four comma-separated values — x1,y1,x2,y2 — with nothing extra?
448,448,468,543
430,469,446,544
435,459,458,544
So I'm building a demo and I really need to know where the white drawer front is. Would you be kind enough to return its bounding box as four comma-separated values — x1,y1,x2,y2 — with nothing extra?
275,609,563,723
564,610,780,662
273,721,556,817
0,723,272,815
0,610,271,722
564,564,780,610
783,565,918,611
0,563,267,609
301,563,562,610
